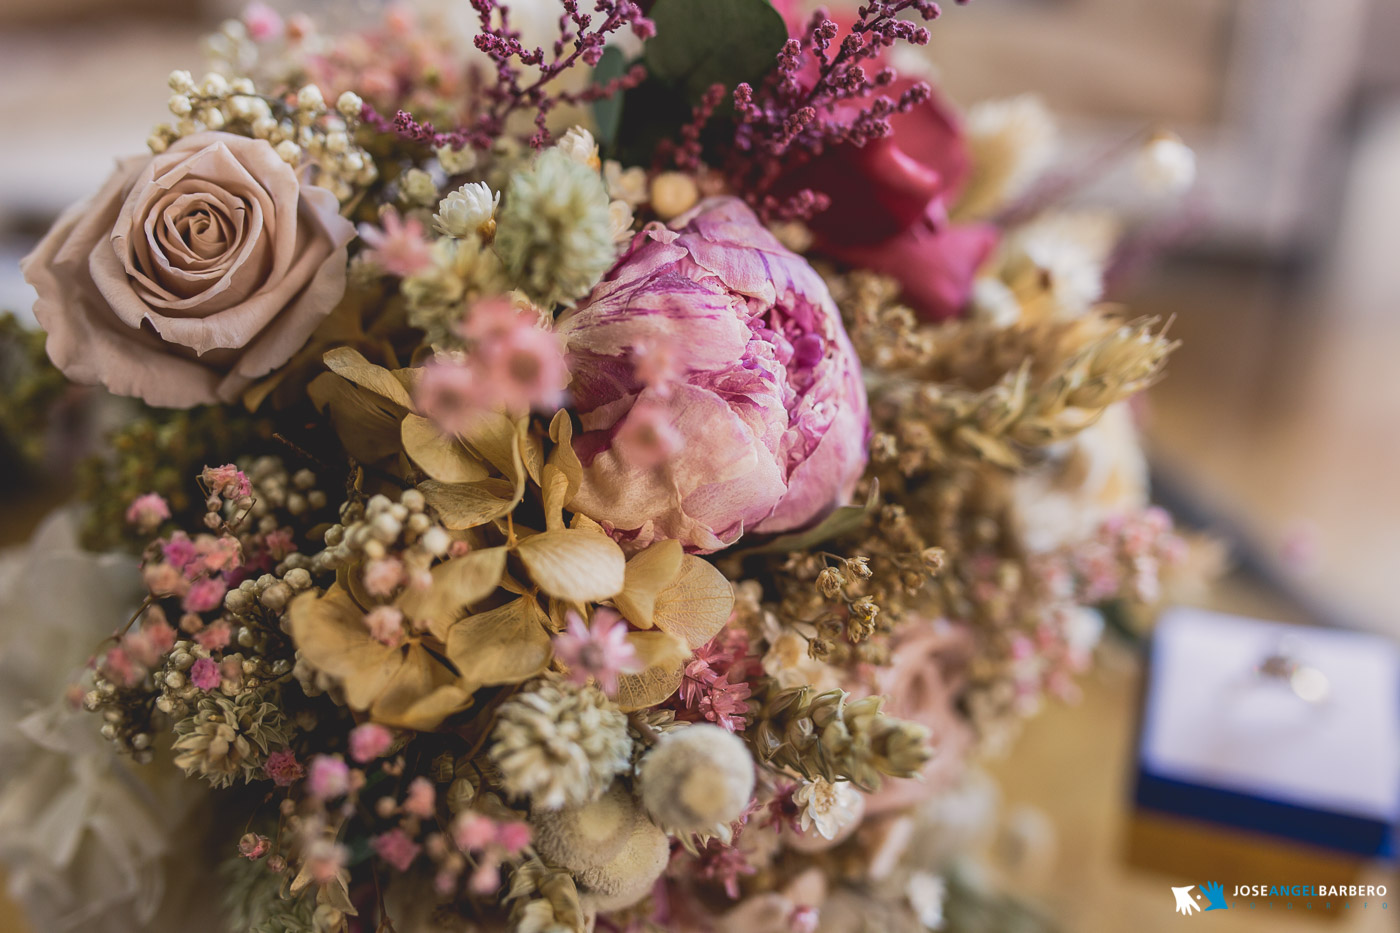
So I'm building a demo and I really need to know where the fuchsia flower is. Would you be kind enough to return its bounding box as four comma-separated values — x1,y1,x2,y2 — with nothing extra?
562,197,868,553
553,608,641,695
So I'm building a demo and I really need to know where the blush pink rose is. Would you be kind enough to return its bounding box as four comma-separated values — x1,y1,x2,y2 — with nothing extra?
22,132,356,406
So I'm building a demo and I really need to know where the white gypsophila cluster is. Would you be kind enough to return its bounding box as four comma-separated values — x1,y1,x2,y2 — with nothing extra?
152,73,377,204
0,512,216,933
556,126,601,170
434,182,500,239
1136,132,1197,195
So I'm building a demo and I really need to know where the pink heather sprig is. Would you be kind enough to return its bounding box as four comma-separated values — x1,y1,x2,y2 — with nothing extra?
723,0,963,219
675,629,756,732
366,0,651,152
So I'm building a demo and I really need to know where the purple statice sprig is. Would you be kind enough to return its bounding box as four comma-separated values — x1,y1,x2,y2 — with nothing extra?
723,0,965,219
365,0,652,153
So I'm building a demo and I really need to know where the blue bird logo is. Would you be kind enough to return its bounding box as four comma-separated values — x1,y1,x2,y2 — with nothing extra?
1199,881,1229,912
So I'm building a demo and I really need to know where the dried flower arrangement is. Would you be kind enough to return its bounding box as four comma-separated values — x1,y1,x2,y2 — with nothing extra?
0,1,1203,932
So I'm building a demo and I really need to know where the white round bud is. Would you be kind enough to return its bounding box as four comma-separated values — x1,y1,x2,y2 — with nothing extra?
336,91,364,120
200,73,229,98
296,84,326,113
168,70,197,95
168,94,193,116
274,140,302,165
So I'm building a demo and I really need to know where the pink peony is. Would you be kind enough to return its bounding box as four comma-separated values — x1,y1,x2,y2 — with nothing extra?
22,132,355,406
561,197,868,553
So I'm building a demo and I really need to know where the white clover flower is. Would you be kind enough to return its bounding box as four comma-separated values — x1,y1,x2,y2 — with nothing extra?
1136,132,1197,195
1007,211,1119,320
434,181,500,239
557,125,600,170
603,160,648,207
608,199,635,242
793,777,863,840
436,144,479,176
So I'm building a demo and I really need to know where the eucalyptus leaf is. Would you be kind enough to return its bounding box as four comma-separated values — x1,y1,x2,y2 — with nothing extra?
591,45,628,149
739,481,881,556
644,0,788,104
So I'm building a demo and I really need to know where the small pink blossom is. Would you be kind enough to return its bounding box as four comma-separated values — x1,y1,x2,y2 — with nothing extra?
363,606,404,646
372,828,422,872
452,813,496,852
305,838,348,884
468,861,502,895
414,358,486,434
495,821,531,855
202,464,252,500
182,577,228,613
262,528,297,560
143,616,177,654
362,557,405,597
190,657,222,691
101,646,141,688
553,608,641,696
789,905,819,933
264,748,304,787
613,401,683,470
161,532,197,570
242,1,284,41
195,620,233,651
403,776,436,819
239,833,271,860
125,493,171,532
460,300,568,414
143,562,186,597
307,755,351,799
359,209,433,277
349,723,395,763
220,657,245,692
121,630,162,668
193,535,243,575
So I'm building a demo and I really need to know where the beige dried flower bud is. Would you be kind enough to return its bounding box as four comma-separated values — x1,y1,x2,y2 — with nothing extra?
816,567,845,599
639,724,754,833
844,556,873,580
649,171,699,220
532,781,637,873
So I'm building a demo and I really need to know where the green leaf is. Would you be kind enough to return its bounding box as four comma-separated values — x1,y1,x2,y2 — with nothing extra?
591,46,628,150
644,0,788,104
739,481,881,556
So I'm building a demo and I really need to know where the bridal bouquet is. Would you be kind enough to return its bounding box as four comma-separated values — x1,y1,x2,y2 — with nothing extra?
1,1,1198,931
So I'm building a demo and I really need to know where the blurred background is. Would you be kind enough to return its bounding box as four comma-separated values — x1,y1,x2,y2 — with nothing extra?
1,0,1398,931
